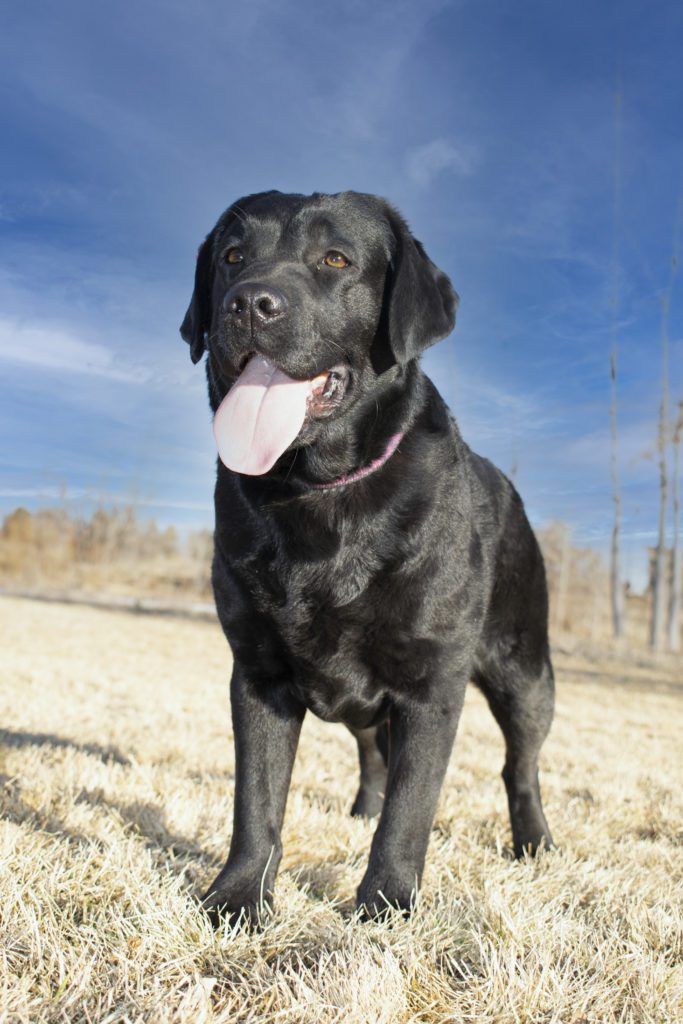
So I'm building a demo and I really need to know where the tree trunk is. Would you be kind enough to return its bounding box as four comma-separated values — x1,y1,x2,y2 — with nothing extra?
667,402,683,652
651,198,681,650
609,347,624,639
608,87,624,640
650,299,669,652
555,525,571,634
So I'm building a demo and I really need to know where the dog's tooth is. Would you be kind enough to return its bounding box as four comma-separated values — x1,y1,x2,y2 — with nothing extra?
322,372,341,398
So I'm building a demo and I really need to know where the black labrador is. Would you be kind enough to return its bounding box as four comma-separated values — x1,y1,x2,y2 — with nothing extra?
180,190,554,922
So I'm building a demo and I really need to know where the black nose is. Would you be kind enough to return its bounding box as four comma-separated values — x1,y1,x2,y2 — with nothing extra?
223,283,287,323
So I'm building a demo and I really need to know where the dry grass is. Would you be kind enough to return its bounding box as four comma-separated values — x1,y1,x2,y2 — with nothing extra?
0,506,213,602
0,595,681,1023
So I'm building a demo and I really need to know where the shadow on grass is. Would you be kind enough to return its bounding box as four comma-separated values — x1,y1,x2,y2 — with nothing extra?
0,730,362,915
0,727,130,766
560,666,682,696
0,771,100,853
75,789,216,882
0,745,213,891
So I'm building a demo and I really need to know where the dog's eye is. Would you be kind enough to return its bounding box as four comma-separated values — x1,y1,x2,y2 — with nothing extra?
322,251,350,269
224,248,243,265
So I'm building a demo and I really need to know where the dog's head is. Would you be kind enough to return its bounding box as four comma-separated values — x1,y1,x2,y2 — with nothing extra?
180,191,457,475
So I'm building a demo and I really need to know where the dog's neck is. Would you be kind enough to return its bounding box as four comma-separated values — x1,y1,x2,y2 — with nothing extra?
308,430,405,490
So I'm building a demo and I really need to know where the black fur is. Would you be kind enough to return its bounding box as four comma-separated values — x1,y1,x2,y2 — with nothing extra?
180,191,554,923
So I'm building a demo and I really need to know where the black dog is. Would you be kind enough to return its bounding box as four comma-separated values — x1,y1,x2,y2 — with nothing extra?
180,190,554,922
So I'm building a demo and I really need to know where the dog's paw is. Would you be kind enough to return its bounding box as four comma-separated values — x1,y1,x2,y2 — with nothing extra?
350,788,384,819
200,878,273,930
512,832,556,860
356,871,417,921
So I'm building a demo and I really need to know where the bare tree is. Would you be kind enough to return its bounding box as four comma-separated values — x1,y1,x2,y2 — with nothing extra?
609,348,624,638
650,197,681,650
609,85,624,639
668,400,683,652
650,325,670,650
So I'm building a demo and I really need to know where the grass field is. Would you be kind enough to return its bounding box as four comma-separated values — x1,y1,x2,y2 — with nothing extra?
0,594,681,1023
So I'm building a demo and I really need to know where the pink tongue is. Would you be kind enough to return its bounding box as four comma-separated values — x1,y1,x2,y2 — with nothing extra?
213,355,313,475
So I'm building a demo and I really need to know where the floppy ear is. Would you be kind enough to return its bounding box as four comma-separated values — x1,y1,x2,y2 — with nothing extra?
180,231,215,364
383,213,458,366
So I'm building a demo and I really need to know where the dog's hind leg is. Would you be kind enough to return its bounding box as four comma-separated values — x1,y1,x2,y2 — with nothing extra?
349,722,389,818
473,652,555,857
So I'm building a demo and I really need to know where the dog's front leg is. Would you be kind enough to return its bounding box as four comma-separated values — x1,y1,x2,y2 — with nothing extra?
356,689,465,918
202,663,304,927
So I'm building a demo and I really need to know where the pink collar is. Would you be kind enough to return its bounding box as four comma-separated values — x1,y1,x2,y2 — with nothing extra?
311,430,405,490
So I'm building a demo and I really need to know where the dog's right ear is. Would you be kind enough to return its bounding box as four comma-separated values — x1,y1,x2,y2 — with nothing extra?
386,217,458,366
180,231,215,364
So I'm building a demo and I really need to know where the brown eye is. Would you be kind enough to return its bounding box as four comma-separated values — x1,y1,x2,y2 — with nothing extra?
322,251,350,269
225,247,243,264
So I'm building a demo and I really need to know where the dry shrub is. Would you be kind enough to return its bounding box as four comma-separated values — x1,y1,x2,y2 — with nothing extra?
537,522,655,647
538,523,611,640
0,505,213,599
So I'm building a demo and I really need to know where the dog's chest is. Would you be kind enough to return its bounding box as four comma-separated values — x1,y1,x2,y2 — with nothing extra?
224,523,457,725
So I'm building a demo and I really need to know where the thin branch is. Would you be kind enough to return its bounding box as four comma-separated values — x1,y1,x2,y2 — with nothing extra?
609,84,624,639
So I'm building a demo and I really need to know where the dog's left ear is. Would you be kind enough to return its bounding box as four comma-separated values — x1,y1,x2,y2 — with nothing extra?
382,213,458,367
180,231,215,364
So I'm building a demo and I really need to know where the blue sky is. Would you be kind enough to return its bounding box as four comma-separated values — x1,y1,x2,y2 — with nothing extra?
1,0,682,589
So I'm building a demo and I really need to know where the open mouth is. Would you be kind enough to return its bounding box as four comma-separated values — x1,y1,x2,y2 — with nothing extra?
307,366,349,419
213,354,350,475
232,352,349,421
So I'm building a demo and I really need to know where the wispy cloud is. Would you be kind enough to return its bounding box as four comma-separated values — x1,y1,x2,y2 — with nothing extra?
302,1,456,147
562,419,658,476
405,138,478,188
0,317,150,383
427,348,561,443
